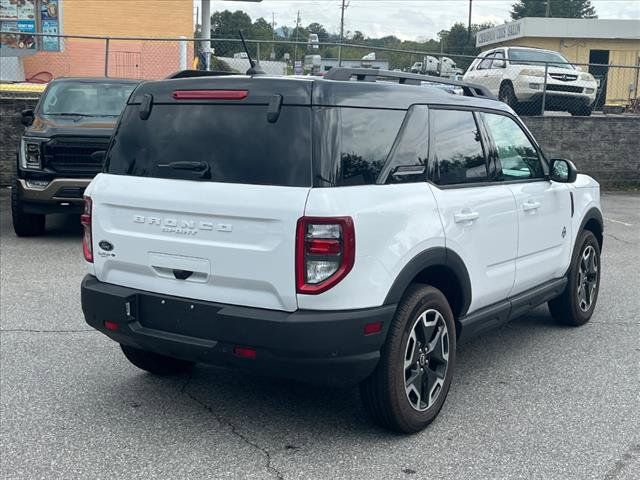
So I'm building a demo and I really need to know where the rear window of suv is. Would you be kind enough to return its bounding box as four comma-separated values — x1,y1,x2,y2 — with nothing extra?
105,104,312,187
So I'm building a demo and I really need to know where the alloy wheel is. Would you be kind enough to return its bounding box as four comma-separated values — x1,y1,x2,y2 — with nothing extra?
577,245,598,312
403,309,450,412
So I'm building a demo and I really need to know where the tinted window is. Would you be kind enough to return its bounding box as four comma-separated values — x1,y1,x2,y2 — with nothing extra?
106,105,311,187
41,81,136,117
338,108,404,186
508,48,574,70
382,105,428,184
430,109,487,185
482,113,544,180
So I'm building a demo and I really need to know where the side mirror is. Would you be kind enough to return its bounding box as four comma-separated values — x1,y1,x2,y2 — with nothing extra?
493,59,506,69
91,150,106,163
20,109,34,127
575,66,583,72
550,158,577,183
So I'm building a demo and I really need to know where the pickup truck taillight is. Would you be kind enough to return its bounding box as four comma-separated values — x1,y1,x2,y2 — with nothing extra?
81,196,93,263
296,217,355,294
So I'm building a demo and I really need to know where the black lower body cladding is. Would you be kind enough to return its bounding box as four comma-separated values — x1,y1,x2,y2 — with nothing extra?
81,275,396,385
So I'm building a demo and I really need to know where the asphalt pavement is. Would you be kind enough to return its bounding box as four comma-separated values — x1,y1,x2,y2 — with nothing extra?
1,189,638,480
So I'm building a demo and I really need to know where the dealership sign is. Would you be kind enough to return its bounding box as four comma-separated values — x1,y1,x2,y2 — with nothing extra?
476,20,524,47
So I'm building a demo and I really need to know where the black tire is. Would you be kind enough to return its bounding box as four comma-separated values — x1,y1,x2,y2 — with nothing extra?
498,82,518,110
360,284,456,433
548,230,601,326
120,344,195,375
569,104,593,116
11,177,45,237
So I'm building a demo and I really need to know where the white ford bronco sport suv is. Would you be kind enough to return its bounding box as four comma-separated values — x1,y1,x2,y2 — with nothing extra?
463,46,598,116
81,68,603,433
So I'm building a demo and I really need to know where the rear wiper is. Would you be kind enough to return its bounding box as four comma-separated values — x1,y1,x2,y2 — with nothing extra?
157,161,209,171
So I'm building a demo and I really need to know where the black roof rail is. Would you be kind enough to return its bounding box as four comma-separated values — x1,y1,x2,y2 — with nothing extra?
323,67,495,99
165,70,238,79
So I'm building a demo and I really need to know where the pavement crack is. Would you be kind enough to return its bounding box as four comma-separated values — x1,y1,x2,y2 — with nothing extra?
0,328,95,333
180,374,285,480
604,233,635,245
603,443,640,480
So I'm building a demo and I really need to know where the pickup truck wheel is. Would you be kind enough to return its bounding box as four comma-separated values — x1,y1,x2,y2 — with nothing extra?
548,230,601,326
360,284,456,433
11,178,45,237
120,344,195,375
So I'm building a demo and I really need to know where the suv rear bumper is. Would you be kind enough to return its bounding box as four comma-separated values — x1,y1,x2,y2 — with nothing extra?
17,178,90,214
81,275,396,385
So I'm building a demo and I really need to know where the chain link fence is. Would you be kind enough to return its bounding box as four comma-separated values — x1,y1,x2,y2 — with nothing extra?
1,32,639,116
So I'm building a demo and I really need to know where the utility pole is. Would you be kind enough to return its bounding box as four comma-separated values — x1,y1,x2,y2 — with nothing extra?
545,0,551,17
271,12,276,60
338,0,348,67
293,10,301,64
467,0,473,43
201,0,211,71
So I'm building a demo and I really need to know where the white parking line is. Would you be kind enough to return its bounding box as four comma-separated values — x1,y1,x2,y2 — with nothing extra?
604,217,633,227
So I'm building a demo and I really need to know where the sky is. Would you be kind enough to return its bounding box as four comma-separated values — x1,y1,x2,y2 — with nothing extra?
202,0,640,41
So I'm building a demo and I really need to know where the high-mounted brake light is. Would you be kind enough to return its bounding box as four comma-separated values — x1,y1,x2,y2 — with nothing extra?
81,196,93,263
172,89,249,100
296,217,355,294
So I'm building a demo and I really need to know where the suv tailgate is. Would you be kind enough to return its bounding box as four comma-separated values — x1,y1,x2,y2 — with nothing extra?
88,175,308,311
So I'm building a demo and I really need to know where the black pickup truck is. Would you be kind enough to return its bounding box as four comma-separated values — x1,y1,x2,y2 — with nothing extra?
12,77,138,236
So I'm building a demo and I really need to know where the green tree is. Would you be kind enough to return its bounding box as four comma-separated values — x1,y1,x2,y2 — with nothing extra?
510,0,597,19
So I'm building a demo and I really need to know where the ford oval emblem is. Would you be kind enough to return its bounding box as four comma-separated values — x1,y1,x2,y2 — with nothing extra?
99,240,114,251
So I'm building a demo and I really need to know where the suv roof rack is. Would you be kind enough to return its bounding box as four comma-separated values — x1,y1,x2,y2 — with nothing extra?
323,67,495,99
166,70,238,79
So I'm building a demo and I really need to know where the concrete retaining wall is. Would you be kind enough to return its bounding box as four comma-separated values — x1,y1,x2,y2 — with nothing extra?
522,116,640,189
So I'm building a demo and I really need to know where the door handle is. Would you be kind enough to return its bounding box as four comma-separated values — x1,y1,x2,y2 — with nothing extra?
454,211,480,223
522,200,541,212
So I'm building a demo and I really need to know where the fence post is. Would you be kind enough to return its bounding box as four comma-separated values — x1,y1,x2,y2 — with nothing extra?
104,37,110,77
541,61,549,115
257,42,261,61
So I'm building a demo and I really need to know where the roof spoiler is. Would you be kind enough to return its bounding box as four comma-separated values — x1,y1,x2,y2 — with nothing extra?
165,70,238,79
323,68,495,99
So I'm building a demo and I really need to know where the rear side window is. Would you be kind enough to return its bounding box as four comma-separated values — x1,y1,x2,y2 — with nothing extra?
381,105,429,184
338,108,405,186
106,104,311,187
430,109,488,186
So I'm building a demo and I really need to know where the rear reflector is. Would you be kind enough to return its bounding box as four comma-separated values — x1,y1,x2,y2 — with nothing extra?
364,321,383,336
233,346,257,359
104,321,119,331
172,89,249,100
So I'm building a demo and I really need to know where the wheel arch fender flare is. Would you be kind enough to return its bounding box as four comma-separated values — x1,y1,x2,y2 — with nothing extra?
383,247,472,317
577,207,604,252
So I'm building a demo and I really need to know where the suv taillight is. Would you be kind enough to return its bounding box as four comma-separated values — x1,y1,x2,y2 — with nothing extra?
296,217,355,294
81,196,93,263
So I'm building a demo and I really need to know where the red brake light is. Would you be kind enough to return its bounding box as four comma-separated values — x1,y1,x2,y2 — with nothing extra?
296,216,355,295
172,89,249,100
81,196,93,263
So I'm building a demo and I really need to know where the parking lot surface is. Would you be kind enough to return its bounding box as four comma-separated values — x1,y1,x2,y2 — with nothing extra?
1,190,638,480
